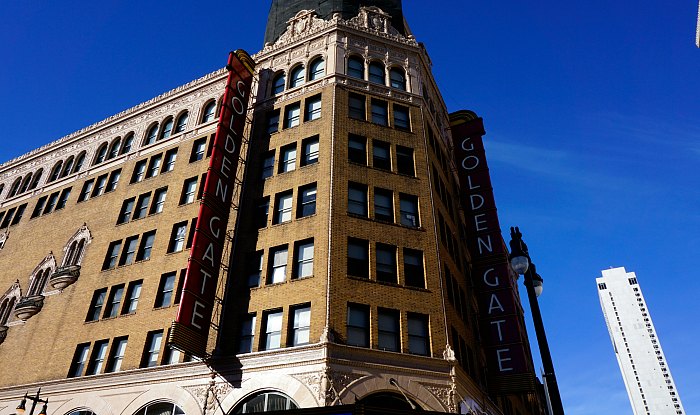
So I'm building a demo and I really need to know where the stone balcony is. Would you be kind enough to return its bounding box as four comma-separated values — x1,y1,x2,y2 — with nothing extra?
49,264,81,290
13,295,44,321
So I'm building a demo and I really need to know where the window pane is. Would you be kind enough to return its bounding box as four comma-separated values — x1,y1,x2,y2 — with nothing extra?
373,141,391,170
376,244,397,283
348,183,367,216
347,305,369,347
270,247,288,284
347,239,369,279
239,314,256,353
371,100,388,126
265,311,283,350
348,94,366,120
276,192,293,224
309,58,325,80
290,66,305,88
394,105,410,130
285,103,301,128
347,57,364,79
374,189,393,222
378,309,399,351
298,184,316,218
291,306,311,346
302,137,319,166
348,134,367,164
400,194,419,227
295,241,314,278
262,151,275,179
305,95,322,121
280,145,297,173
396,146,415,176
390,68,406,90
273,73,286,95
369,62,385,84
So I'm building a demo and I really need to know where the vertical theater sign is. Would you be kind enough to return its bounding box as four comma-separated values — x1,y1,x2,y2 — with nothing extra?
170,50,255,357
450,110,536,394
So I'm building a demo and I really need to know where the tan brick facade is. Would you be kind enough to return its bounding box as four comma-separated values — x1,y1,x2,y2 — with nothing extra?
0,6,544,415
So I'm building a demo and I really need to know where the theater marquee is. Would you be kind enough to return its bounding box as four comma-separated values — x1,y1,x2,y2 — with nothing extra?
170,50,255,358
450,110,536,394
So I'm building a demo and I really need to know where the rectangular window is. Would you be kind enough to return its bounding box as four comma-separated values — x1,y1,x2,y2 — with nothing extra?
347,238,369,279
247,251,263,288
133,192,151,219
348,134,367,164
263,309,284,350
239,314,257,353
168,221,188,253
117,198,135,225
293,239,314,279
142,330,163,368
103,240,123,270
261,150,275,179
274,191,293,224
374,188,394,222
304,94,322,121
297,183,317,218
301,136,319,166
68,343,91,377
399,194,420,227
197,173,207,201
376,243,397,283
186,217,196,249
255,197,269,229
56,187,72,210
190,137,207,162
371,99,388,126
279,144,297,173
131,160,147,183
10,204,26,225
150,187,168,214
349,93,366,120
180,177,197,205
268,245,288,284
408,313,430,355
393,104,410,130
266,109,280,134
43,192,59,214
404,248,425,288
115,236,137,266
396,146,415,176
347,304,370,348
104,285,125,319
105,169,121,192
86,339,109,375
78,179,94,202
347,182,368,217
372,140,391,170
289,304,311,346
136,230,156,261
31,196,48,219
155,272,177,308
92,174,108,197
284,102,301,128
87,288,107,321
145,154,162,178
122,280,142,314
163,148,178,172
378,308,400,352
105,337,128,373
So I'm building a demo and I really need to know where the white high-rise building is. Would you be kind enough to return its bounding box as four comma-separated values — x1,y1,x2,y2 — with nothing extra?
597,267,685,415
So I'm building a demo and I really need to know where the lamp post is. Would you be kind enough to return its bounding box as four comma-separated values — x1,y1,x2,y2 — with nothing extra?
16,389,48,415
509,227,564,415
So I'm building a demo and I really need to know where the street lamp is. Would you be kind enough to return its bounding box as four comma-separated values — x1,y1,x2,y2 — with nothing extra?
16,389,48,415
509,227,564,415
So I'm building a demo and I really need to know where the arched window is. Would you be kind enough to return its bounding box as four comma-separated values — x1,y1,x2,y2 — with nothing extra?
289,65,305,88
61,224,92,267
308,57,325,81
93,143,108,165
202,101,217,123
175,112,189,134
121,133,134,154
0,297,17,326
73,152,86,173
347,56,364,79
18,173,33,194
160,118,174,140
233,391,298,413
48,161,63,182
29,169,43,190
61,157,75,178
28,268,51,297
7,177,22,198
108,138,122,159
134,402,185,415
272,72,286,95
66,409,97,415
389,67,406,90
144,124,159,145
368,61,385,84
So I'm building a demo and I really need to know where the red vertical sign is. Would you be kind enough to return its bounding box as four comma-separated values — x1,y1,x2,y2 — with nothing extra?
450,110,536,393
170,50,255,357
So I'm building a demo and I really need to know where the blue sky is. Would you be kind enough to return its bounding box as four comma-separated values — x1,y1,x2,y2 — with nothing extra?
2,1,699,413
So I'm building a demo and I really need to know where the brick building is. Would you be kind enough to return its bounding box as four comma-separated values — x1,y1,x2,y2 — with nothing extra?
0,2,545,415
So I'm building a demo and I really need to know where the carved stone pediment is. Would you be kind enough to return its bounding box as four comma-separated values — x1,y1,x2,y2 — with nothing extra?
271,10,333,50
349,7,399,36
